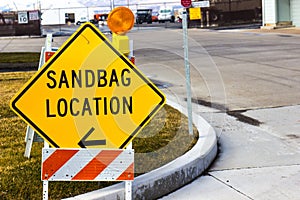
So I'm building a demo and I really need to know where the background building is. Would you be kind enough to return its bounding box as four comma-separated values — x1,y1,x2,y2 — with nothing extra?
262,0,300,28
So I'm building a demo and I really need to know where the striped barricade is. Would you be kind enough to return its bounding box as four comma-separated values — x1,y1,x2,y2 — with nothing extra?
42,148,134,181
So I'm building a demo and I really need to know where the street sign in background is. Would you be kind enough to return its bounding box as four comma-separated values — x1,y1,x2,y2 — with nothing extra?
29,11,39,21
18,11,28,24
192,0,210,8
181,0,192,8
189,7,202,20
10,23,165,149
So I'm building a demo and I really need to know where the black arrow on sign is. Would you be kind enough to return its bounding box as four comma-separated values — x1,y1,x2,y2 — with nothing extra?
78,127,106,148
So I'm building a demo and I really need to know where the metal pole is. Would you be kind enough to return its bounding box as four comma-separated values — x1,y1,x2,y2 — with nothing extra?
206,10,210,27
43,140,49,200
25,33,52,158
111,0,115,10
42,34,52,200
87,7,89,22
201,10,204,27
24,126,34,158
182,8,193,135
262,0,265,26
58,8,61,31
125,142,132,200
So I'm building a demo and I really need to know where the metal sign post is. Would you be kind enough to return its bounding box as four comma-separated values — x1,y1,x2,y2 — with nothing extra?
43,141,49,200
182,9,193,135
24,34,53,158
43,34,52,200
24,34,57,158
125,142,133,200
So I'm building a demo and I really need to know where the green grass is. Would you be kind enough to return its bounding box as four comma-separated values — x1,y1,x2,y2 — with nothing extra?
0,53,40,63
0,71,198,199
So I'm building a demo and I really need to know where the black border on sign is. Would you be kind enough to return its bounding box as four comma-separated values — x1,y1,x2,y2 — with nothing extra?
11,23,165,149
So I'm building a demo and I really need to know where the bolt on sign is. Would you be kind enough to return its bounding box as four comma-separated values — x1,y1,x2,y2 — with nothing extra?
10,23,166,149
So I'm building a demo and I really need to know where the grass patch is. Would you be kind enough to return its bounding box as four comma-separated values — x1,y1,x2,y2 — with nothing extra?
0,71,198,199
0,53,40,63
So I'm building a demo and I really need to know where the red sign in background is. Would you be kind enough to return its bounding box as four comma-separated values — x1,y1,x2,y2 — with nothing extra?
181,0,192,8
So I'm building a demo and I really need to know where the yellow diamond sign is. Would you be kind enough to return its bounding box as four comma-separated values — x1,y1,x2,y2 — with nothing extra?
10,23,165,149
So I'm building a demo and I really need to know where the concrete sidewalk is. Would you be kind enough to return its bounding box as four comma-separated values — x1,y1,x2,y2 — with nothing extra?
160,105,300,199
246,27,300,35
0,36,67,52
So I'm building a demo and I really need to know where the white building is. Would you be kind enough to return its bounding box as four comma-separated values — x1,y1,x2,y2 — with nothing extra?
40,0,110,25
262,0,300,28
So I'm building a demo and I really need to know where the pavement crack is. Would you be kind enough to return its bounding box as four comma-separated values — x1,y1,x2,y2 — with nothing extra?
209,164,300,172
0,38,13,52
208,173,254,200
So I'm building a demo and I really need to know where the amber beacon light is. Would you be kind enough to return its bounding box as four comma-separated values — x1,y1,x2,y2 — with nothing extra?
107,7,134,35
107,7,134,56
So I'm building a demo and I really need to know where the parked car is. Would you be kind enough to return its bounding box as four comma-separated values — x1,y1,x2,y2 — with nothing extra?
76,17,88,25
76,17,98,25
136,9,152,24
94,14,108,25
158,8,175,23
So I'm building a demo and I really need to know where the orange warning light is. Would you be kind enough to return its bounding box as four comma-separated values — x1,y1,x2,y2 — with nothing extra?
107,7,134,35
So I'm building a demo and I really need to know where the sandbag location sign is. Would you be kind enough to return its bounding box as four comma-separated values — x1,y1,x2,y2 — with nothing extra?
10,23,165,149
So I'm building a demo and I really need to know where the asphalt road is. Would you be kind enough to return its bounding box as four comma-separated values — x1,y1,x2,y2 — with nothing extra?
129,28,300,111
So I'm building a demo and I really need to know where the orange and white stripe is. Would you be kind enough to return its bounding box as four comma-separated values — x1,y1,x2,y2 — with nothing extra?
42,148,134,181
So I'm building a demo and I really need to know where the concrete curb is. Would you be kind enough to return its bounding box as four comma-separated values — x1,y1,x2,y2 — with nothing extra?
64,99,218,200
